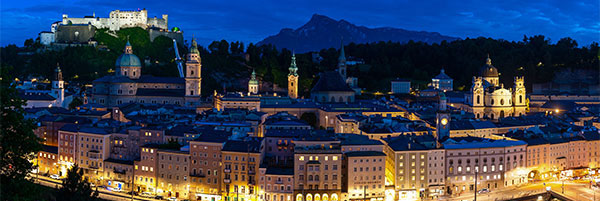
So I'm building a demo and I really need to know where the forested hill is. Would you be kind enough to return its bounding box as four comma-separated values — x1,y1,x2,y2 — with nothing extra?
1,31,598,97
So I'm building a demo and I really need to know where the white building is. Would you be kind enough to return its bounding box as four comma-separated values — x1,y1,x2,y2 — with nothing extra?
466,55,527,119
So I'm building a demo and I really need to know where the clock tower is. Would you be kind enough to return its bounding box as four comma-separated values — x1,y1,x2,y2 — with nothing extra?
436,92,450,142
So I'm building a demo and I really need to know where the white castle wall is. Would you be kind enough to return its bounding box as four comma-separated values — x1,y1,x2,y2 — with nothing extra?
62,9,167,31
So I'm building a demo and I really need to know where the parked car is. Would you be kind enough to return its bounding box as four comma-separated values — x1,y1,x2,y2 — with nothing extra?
477,188,490,194
141,192,153,197
167,197,178,201
50,174,60,179
154,195,164,200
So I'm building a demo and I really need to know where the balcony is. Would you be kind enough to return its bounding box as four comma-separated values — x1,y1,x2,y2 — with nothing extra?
224,168,231,173
275,180,283,184
224,179,231,183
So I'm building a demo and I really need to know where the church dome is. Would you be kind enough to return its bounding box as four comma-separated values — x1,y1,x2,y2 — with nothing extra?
480,55,498,77
115,53,141,67
115,40,141,67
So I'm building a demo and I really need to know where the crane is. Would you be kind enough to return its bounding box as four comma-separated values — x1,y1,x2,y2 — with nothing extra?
172,39,184,78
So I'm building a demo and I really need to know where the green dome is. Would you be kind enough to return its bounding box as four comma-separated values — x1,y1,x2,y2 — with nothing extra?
115,53,141,67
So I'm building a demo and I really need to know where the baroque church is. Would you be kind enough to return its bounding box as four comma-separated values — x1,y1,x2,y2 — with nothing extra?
466,55,527,119
91,40,202,107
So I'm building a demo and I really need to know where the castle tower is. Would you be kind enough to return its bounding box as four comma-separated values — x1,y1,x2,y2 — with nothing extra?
52,63,65,107
288,53,299,99
338,41,347,79
185,39,202,99
436,92,450,142
248,69,259,94
115,40,142,79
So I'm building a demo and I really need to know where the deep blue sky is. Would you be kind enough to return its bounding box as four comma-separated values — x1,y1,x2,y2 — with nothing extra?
1,0,598,47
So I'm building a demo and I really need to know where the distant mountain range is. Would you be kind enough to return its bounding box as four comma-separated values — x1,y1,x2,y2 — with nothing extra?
257,14,460,53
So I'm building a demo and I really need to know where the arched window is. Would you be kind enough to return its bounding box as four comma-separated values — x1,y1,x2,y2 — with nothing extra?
314,194,320,201
500,99,504,105
322,194,329,201
306,194,313,201
331,194,338,201
339,97,343,102
490,113,495,119
476,113,480,118
330,96,335,102
476,95,480,104
191,70,194,75
500,110,505,119
296,194,303,201
321,96,326,102
519,95,523,104
491,99,494,105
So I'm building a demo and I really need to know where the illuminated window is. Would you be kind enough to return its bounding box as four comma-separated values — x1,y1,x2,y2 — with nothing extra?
333,156,338,161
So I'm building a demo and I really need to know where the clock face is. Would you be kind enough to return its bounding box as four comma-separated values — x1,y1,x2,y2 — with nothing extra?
441,118,448,125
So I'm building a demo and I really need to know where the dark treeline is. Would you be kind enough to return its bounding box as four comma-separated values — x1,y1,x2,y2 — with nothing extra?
1,31,598,97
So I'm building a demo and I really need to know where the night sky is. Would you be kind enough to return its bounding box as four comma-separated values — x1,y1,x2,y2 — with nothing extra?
1,0,598,47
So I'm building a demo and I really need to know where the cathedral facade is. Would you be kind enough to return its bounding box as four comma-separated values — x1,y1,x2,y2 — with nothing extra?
466,55,527,119
91,40,202,107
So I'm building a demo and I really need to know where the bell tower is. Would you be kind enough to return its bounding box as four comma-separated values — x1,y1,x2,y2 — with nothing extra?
52,63,65,107
436,92,450,142
248,69,259,94
185,39,202,100
287,53,299,99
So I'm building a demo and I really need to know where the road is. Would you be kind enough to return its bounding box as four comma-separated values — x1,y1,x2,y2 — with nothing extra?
443,180,600,201
31,174,158,201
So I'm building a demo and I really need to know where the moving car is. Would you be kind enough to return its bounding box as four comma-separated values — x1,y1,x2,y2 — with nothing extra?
50,174,60,179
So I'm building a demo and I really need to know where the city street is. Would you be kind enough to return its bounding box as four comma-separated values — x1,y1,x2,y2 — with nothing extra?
444,180,600,201
31,174,157,201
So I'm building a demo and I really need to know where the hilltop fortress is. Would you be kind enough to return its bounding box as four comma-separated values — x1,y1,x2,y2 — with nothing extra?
61,9,168,31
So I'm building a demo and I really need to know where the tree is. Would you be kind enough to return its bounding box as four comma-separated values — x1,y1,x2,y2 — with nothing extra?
0,65,43,201
68,97,84,110
56,164,99,201
300,112,318,128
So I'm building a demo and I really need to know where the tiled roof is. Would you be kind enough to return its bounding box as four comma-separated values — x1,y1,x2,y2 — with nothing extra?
345,151,386,157
222,139,262,153
42,145,58,154
138,75,185,84
311,71,354,92
19,92,55,101
136,88,185,97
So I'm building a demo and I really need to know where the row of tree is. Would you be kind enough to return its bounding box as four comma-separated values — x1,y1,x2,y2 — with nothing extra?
1,31,598,98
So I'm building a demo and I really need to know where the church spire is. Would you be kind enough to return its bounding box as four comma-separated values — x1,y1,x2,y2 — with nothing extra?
338,38,346,62
190,38,200,55
54,63,63,81
124,39,133,54
486,53,492,65
288,52,298,76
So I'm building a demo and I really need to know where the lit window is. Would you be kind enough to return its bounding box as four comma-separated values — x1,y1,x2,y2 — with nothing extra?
333,156,338,161
299,156,304,161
